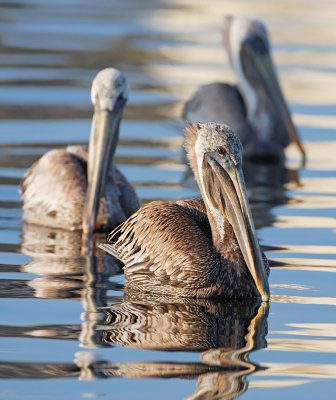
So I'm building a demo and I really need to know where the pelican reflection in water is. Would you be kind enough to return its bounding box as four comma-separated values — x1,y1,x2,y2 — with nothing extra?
19,225,123,348
21,68,140,233
183,16,305,161
0,294,269,400
101,123,270,300
98,296,269,399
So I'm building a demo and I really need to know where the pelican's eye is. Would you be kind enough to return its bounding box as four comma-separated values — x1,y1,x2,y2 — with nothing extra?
217,147,226,156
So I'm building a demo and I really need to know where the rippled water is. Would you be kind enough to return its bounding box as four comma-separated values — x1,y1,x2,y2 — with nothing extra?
0,1,335,399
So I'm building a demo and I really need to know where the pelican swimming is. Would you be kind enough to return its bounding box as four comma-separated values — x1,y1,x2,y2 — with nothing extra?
100,123,270,300
183,17,305,161
21,68,140,233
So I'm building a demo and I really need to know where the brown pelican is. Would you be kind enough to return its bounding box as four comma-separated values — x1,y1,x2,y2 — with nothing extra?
21,68,140,233
100,123,270,300
183,17,305,161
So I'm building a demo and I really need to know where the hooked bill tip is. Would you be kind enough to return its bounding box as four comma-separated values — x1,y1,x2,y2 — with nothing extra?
261,292,270,302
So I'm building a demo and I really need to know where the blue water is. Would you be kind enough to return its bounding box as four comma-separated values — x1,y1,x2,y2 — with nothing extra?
0,1,335,399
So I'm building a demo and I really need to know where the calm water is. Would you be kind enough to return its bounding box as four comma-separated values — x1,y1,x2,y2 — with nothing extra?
0,0,335,399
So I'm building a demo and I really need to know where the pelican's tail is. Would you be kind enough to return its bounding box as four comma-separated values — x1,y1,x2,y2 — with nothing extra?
99,243,122,260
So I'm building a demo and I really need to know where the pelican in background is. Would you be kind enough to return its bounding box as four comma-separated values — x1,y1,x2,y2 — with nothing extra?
21,68,140,233
101,123,270,300
183,17,305,161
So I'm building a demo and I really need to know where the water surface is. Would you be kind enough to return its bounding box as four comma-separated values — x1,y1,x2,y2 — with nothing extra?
0,1,335,399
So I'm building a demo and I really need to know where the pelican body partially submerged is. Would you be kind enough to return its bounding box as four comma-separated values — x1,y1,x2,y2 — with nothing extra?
184,16,305,161
101,123,270,301
21,68,140,233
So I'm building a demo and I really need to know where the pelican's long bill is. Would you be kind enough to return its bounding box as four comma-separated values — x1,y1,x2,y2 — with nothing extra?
206,153,270,301
241,43,305,159
82,96,126,234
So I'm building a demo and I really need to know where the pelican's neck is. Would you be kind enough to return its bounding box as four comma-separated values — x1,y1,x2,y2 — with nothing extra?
205,205,226,250
237,74,274,142
230,31,257,121
234,61,272,133
235,66,257,121
230,40,273,139
204,202,241,262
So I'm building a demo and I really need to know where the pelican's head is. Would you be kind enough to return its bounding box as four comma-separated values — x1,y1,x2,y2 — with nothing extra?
223,16,304,160
185,122,270,301
83,68,128,234
223,16,269,69
91,68,129,112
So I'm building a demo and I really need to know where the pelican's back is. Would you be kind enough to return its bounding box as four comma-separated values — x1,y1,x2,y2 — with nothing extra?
21,148,88,230
21,146,140,231
183,83,249,144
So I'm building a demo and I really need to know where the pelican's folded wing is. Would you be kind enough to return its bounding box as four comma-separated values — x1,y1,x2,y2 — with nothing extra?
21,149,87,230
102,199,218,291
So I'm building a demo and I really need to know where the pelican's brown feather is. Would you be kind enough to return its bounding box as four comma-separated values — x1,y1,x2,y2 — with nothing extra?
21,149,88,230
21,147,140,231
106,199,220,295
